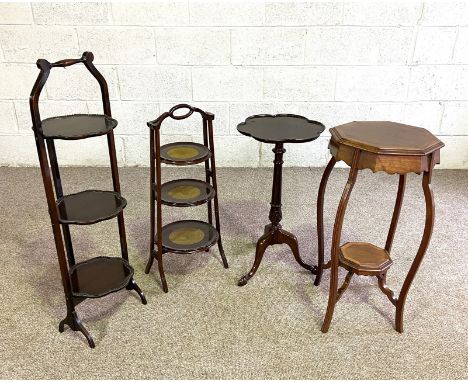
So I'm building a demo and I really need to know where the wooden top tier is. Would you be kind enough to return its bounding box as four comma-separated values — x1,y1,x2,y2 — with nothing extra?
330,121,444,156
329,121,444,174
237,114,325,144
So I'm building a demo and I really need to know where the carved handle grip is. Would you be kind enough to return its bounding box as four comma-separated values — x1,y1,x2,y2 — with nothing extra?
50,58,84,68
168,104,194,120
50,52,94,68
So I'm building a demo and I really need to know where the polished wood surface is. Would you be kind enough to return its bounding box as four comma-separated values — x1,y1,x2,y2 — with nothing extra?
237,114,324,144
339,242,392,276
318,120,443,333
69,256,133,298
57,190,126,225
146,104,228,293
330,121,443,174
331,121,444,155
30,52,146,348
237,115,325,286
41,114,117,140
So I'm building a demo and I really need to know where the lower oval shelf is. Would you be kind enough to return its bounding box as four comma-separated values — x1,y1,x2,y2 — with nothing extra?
69,256,134,298
161,220,219,254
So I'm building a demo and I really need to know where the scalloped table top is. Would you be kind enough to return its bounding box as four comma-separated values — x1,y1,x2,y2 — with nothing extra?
237,114,325,144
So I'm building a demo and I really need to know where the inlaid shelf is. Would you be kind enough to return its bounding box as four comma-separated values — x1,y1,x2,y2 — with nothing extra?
155,179,215,207
57,190,126,225
160,142,212,165
30,52,146,349
146,104,228,293
339,242,393,276
40,114,117,140
161,220,219,254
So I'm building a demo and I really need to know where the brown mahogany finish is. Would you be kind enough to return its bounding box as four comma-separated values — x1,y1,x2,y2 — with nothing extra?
317,121,443,333
146,104,228,292
57,190,126,225
41,114,117,140
237,114,325,286
29,52,146,348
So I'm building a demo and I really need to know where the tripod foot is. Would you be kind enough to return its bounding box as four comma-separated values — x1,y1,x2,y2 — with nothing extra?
126,279,147,305
59,311,95,348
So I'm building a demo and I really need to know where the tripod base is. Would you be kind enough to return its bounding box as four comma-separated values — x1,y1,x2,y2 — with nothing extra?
238,224,316,286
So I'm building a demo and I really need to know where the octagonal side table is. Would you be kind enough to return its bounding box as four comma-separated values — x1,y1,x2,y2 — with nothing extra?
317,121,444,333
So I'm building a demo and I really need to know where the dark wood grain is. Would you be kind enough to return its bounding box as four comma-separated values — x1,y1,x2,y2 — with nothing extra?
29,52,146,348
146,104,228,292
237,114,326,286
237,114,325,144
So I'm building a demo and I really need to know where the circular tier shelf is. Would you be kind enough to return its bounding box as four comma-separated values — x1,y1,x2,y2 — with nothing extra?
69,256,134,298
57,190,126,225
161,220,219,254
40,114,118,140
339,242,393,276
160,142,211,165
154,179,215,207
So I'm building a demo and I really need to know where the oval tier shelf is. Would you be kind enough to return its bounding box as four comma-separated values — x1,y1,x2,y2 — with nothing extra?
69,256,134,298
40,114,118,140
57,190,127,225
153,179,215,207
160,142,211,165
161,220,219,254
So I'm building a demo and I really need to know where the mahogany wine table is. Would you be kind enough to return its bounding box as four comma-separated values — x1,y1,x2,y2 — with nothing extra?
236,114,325,286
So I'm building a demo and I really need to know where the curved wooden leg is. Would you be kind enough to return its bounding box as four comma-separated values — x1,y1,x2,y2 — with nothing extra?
238,231,272,286
321,150,360,333
157,248,168,293
207,119,229,268
395,164,434,333
145,190,156,274
315,157,337,286
213,192,228,269
277,228,314,273
336,271,353,302
126,279,147,305
377,272,397,306
59,310,95,349
385,174,406,253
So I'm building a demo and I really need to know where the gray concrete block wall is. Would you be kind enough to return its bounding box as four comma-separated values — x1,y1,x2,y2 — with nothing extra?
0,1,467,168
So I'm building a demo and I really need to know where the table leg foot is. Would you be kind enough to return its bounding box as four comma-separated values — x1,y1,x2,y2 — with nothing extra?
59,310,95,348
238,231,272,286
126,279,147,305
276,228,315,274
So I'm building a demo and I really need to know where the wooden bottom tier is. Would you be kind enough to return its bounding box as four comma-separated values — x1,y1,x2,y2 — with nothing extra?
339,242,392,276
69,256,134,298
161,220,219,254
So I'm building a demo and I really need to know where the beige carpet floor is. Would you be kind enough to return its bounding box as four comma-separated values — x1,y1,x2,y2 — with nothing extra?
0,166,467,379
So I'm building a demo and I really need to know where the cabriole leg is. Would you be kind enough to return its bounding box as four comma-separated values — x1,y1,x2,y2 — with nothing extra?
321,150,360,333
395,163,434,333
315,157,337,286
